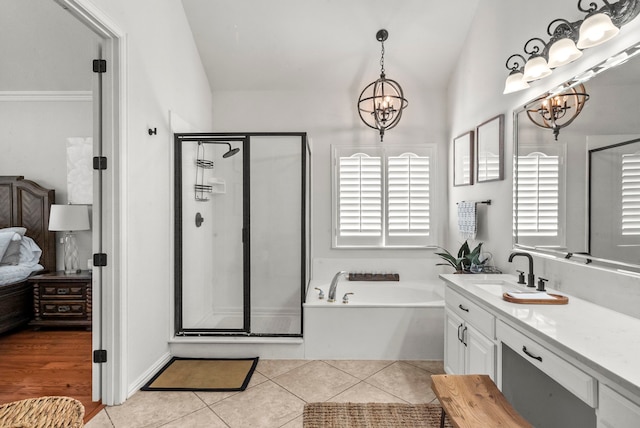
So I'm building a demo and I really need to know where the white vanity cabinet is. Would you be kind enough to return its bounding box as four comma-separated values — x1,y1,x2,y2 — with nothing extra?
598,384,640,428
444,287,496,380
441,273,640,428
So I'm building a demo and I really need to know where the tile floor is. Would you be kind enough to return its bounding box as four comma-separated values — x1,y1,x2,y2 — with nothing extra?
86,359,445,428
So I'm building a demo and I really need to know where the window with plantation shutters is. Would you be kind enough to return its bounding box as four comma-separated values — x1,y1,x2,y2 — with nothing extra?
338,153,382,240
622,152,640,236
387,153,430,246
334,146,436,248
515,151,562,241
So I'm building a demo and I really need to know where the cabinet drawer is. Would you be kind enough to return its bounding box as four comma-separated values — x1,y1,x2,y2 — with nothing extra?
497,320,597,407
40,300,87,318
40,284,86,299
445,287,495,339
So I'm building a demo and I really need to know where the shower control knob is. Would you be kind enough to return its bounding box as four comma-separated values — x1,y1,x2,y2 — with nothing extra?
342,292,354,304
314,287,325,299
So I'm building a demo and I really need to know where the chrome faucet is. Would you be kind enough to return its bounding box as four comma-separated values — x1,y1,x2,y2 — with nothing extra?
508,252,535,287
328,271,349,302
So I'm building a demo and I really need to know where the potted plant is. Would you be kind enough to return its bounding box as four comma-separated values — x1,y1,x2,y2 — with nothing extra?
435,241,486,273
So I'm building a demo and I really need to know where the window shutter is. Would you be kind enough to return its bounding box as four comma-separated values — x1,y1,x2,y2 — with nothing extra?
622,153,640,236
338,153,382,237
387,153,430,237
516,153,559,236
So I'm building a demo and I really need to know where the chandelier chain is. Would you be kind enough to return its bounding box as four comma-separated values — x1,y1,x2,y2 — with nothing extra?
380,41,385,75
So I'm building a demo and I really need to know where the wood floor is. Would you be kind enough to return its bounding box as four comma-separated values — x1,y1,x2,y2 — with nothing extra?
0,327,103,423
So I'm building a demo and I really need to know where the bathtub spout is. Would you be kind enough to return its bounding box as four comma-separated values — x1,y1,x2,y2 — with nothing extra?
328,271,349,302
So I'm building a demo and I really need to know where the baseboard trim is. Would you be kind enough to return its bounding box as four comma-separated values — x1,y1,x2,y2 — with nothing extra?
127,351,172,398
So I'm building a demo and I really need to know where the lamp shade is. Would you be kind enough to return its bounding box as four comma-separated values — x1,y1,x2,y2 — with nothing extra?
503,71,530,94
523,56,552,81
547,38,583,68
577,13,619,49
49,204,90,231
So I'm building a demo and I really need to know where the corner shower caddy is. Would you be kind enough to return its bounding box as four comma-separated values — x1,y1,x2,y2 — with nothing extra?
194,142,226,200
195,142,213,201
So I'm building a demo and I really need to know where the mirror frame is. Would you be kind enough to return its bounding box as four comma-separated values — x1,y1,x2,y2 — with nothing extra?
512,42,640,274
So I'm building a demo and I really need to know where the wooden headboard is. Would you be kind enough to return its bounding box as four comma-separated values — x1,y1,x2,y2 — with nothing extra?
0,176,56,273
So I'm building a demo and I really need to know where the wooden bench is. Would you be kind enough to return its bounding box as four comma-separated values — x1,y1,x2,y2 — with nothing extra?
431,374,532,428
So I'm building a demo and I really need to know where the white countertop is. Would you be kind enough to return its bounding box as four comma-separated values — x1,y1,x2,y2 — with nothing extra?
440,273,640,402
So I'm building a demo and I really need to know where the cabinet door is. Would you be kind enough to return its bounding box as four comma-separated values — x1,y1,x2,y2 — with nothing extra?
598,384,640,428
464,323,496,381
444,308,465,375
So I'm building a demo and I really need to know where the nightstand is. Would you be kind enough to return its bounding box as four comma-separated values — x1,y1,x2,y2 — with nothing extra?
28,271,92,330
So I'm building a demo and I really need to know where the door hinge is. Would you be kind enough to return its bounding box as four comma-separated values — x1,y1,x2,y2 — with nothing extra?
93,156,107,170
93,253,107,267
92,59,107,73
93,349,107,363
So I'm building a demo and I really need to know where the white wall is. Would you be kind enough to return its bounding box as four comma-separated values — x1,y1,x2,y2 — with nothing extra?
0,98,93,269
0,0,94,91
448,0,640,318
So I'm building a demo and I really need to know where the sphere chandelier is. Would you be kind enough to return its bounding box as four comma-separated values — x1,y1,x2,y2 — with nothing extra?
357,29,408,142
525,83,590,140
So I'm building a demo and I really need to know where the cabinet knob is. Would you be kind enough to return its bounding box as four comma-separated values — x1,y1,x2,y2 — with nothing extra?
458,304,469,312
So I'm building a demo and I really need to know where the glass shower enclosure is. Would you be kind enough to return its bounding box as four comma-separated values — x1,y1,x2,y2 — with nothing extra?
174,133,310,336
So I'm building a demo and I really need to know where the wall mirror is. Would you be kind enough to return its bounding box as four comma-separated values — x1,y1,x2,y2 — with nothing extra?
514,42,640,272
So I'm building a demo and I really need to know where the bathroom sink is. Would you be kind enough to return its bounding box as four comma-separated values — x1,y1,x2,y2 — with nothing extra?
463,278,529,297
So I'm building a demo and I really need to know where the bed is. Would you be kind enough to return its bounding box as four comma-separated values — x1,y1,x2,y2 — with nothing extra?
0,176,56,334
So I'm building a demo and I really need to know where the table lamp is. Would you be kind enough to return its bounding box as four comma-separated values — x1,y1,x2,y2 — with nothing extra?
48,204,90,274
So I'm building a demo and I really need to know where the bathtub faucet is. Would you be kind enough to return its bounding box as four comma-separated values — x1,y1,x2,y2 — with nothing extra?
328,271,349,302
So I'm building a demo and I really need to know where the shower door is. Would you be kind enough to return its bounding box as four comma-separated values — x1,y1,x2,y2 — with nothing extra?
174,133,308,336
248,135,304,335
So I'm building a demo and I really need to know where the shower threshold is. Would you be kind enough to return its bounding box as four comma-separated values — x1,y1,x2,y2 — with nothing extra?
182,311,301,336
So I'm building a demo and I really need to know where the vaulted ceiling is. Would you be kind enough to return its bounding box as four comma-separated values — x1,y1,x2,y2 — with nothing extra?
181,0,480,92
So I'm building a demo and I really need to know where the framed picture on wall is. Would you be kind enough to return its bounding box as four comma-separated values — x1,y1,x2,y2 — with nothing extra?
475,114,504,183
453,131,474,186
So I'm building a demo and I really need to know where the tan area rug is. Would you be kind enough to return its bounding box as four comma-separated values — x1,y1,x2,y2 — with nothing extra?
303,402,453,428
141,357,258,391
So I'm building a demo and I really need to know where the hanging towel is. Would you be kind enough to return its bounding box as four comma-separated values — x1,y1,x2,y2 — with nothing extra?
458,201,477,240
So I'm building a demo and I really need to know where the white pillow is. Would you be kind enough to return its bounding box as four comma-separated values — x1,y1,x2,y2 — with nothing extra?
0,226,27,236
18,236,43,267
0,231,23,265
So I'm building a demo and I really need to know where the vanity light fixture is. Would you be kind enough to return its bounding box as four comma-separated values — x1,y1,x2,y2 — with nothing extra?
546,19,583,68
577,1,620,48
503,54,530,94
357,29,408,142
502,0,640,94
523,38,553,81
525,83,590,140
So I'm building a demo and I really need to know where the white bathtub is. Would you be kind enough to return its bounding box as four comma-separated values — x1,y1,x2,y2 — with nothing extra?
303,280,445,360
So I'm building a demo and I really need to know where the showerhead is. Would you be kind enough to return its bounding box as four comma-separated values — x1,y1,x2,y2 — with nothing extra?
223,147,240,158
202,141,241,158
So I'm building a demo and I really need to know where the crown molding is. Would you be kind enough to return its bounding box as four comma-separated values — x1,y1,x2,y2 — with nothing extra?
0,91,92,102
